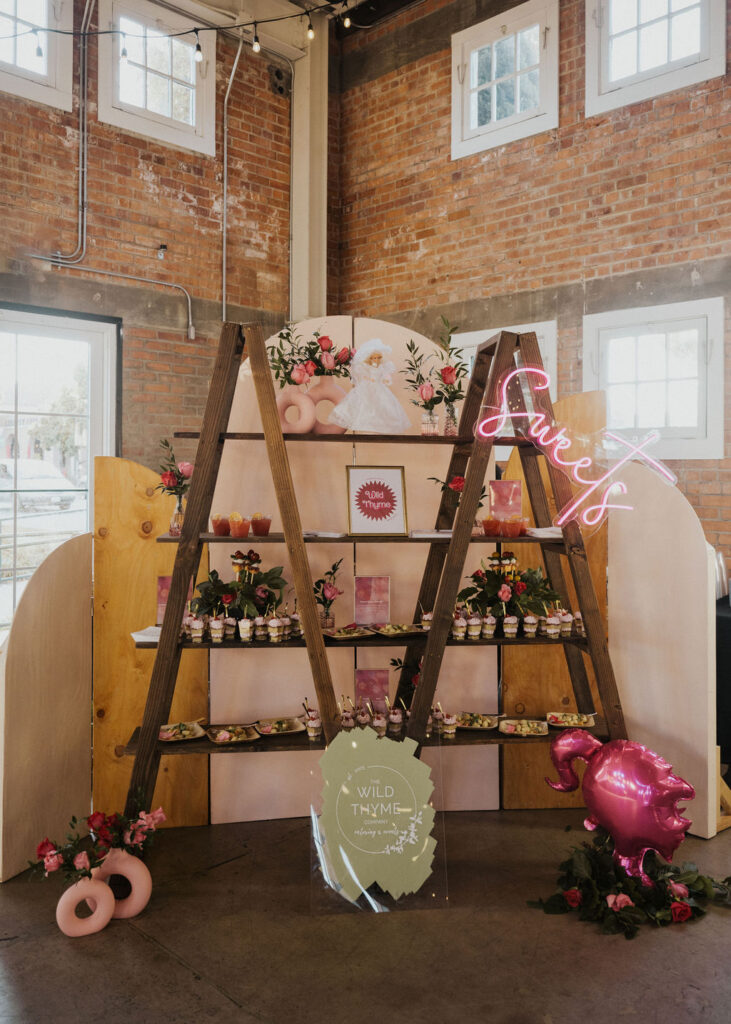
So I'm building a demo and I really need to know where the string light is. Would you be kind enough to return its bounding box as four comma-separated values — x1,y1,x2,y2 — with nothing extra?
342,3,351,29
307,16,315,40
252,23,260,53
194,28,203,62
33,28,43,59
120,33,128,63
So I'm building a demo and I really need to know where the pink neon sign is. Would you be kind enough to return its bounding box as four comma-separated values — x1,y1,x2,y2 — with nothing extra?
476,367,677,530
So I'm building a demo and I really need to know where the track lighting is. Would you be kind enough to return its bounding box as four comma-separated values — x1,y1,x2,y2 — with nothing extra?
194,28,203,62
252,23,260,53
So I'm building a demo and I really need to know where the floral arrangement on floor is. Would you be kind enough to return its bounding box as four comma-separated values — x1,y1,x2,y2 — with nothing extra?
402,318,469,413
267,324,353,387
32,807,166,885
156,439,193,497
313,558,344,618
457,553,559,617
529,826,731,940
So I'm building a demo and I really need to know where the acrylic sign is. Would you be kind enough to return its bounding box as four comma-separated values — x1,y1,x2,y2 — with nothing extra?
476,367,677,529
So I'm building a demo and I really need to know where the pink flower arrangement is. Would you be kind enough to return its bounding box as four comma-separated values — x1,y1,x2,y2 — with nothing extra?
291,363,309,385
313,558,344,615
320,351,336,370
497,583,512,602
268,325,354,386
418,381,435,404
156,439,193,499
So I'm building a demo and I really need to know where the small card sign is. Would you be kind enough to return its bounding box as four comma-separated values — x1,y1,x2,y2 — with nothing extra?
355,669,390,712
354,576,390,625
157,576,194,624
347,466,407,536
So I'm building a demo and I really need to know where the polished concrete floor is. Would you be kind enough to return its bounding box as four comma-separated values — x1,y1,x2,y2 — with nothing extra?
1,809,730,1024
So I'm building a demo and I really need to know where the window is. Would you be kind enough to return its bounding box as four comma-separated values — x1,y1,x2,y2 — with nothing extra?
0,0,73,111
582,298,724,459
585,0,726,116
0,309,118,640
451,0,559,160
98,0,216,157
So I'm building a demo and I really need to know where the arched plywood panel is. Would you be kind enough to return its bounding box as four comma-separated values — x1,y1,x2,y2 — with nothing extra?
502,391,608,808
1,535,92,882
608,462,716,838
93,458,208,826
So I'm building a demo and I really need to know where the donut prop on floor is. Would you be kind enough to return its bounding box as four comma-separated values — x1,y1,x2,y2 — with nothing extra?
56,877,116,937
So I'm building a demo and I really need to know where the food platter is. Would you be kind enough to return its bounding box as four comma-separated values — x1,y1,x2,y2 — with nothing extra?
255,717,306,736
456,712,500,730
546,712,596,728
371,623,423,636
206,724,259,744
158,720,206,742
499,718,548,736
323,625,374,640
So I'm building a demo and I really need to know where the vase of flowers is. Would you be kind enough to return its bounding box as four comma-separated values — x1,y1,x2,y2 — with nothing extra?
313,558,344,629
434,317,468,436
156,439,193,537
403,340,442,435
32,805,165,937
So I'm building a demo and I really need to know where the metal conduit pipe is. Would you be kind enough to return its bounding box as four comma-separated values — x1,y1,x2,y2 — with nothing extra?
222,32,244,323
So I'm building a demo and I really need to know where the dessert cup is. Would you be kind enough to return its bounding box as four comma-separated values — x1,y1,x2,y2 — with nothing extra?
229,513,251,539
467,614,482,640
523,615,538,637
251,513,272,537
267,616,283,643
442,714,457,737
451,615,467,641
546,616,561,639
209,618,225,644
211,514,230,537
481,615,496,639
503,615,518,638
371,713,387,737
238,618,253,642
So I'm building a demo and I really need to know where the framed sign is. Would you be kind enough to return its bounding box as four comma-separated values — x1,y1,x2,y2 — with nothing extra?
346,466,407,536
355,668,390,712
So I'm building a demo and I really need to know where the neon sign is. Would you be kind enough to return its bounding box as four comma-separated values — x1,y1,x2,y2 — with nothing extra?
476,367,677,530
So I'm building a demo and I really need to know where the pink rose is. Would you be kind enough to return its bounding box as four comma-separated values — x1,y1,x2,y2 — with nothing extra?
73,851,90,872
418,382,435,403
36,838,55,860
336,347,350,364
177,462,193,478
149,807,166,826
322,582,342,601
668,880,689,899
606,893,634,911
440,365,457,386
497,584,512,601
291,363,308,385
304,360,317,376
320,351,336,370
44,852,63,874
318,335,333,351
255,585,269,601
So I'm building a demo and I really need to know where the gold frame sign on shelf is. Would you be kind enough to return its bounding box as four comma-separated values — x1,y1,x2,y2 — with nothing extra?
346,465,408,537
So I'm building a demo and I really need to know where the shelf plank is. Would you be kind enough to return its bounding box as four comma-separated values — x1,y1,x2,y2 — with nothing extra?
173,430,533,446
156,531,564,547
133,634,589,651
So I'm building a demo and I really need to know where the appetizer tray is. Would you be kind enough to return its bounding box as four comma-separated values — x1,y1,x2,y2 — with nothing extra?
499,718,549,737
158,720,206,742
206,724,259,744
255,717,306,736
371,623,424,636
323,625,374,640
546,711,596,728
456,712,500,730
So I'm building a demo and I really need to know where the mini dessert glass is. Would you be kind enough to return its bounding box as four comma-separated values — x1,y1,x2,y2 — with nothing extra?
251,513,272,537
229,513,251,538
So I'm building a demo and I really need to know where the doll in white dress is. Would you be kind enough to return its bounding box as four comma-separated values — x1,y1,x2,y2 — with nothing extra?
329,338,411,434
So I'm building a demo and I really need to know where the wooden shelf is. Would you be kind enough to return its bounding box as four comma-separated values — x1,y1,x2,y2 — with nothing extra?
133,633,588,651
156,531,564,548
173,430,533,446
123,718,608,757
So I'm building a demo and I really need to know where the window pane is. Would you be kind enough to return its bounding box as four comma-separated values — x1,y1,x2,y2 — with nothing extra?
638,20,668,71
0,333,15,408
16,415,87,491
610,31,637,80
639,0,667,22
0,2,14,17
120,62,144,107
172,82,194,126
146,29,170,76
605,335,636,383
470,44,491,87
671,0,697,10
667,329,698,378
120,16,144,64
147,72,171,117
518,25,539,69
518,69,539,112
495,78,515,120
470,87,492,129
17,336,89,414
667,379,698,427
670,9,700,59
494,35,515,78
607,384,636,428
172,38,194,83
611,0,638,34
17,27,46,75
636,333,666,380
636,381,666,426
22,0,47,26
0,16,14,65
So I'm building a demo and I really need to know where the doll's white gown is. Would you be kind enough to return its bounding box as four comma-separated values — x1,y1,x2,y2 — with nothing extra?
329,360,411,434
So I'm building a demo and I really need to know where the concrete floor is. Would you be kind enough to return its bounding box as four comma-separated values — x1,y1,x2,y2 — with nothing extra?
1,809,730,1024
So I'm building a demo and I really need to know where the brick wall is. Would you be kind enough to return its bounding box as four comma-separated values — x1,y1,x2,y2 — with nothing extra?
332,0,731,559
0,0,291,468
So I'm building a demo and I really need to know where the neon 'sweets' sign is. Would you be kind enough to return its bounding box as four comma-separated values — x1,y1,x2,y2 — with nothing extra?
476,367,677,529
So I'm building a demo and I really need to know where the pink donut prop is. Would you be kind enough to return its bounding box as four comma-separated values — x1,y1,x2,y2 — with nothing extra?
56,877,115,937
91,848,153,919
307,379,348,435
276,387,317,434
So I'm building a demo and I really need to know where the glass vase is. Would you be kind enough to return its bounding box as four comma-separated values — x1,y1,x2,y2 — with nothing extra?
420,409,438,437
169,494,185,537
319,609,335,630
443,402,458,437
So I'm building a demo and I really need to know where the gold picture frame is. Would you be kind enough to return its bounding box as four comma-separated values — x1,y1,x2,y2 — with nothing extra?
346,465,408,537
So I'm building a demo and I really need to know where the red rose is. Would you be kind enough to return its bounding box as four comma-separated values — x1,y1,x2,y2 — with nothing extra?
221,593,234,606
472,569,486,580
563,888,582,908
440,365,457,386
671,901,693,923
36,838,55,860
160,471,177,488
514,581,527,595
448,476,465,493
304,360,317,376
412,673,420,687
318,335,333,351
87,811,106,832
336,347,350,364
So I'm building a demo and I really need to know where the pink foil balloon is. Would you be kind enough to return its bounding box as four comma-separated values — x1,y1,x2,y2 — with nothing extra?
546,731,695,886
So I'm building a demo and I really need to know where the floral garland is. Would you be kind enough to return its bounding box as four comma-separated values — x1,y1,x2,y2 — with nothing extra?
267,324,353,387
530,827,731,939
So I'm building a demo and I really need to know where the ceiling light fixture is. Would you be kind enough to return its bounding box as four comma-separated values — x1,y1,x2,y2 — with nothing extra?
252,23,260,53
194,28,203,62
307,16,315,40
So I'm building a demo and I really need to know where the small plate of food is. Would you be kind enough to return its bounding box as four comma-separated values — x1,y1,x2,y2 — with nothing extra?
323,624,374,640
499,718,549,737
456,712,500,730
158,720,206,742
371,623,424,636
255,717,306,736
546,711,596,728
206,724,259,744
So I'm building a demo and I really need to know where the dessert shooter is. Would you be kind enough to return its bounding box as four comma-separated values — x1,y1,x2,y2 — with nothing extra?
421,610,433,631
371,711,388,737
546,615,561,639
267,614,283,643
209,617,225,644
451,612,467,641
190,616,205,643
481,614,496,639
467,611,482,640
356,706,371,729
238,617,253,642
573,611,585,637
523,615,538,638
388,707,404,734
503,615,518,638
559,611,574,637
442,713,458,738
306,713,322,739
340,709,355,730
254,615,268,640
290,607,302,638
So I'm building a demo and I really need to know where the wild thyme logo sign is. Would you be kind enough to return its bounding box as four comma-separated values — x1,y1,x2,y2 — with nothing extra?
316,730,436,903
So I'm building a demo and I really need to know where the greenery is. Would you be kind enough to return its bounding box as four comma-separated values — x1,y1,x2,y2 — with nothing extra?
457,557,559,617
402,319,469,411
190,560,287,620
267,324,353,387
529,827,731,939
155,438,193,499
312,558,344,615
433,316,469,406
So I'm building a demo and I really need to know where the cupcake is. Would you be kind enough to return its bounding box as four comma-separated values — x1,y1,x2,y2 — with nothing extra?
523,615,538,638
559,612,574,637
340,710,355,730
503,615,518,638
254,615,267,640
371,712,387,737
209,617,225,644
421,611,433,631
190,617,205,643
388,708,404,733
356,707,371,729
451,614,467,641
306,714,322,739
467,613,482,640
442,713,457,737
267,615,283,643
546,616,561,639
224,617,237,640
238,617,253,642
481,614,497,639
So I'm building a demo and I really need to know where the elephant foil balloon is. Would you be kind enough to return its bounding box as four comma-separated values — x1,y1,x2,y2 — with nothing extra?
546,731,695,886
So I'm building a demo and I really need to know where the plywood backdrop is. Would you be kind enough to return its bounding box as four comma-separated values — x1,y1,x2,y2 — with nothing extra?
93,457,208,826
1,535,92,881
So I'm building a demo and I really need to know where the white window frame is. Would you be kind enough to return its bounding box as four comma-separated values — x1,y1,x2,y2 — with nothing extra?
451,0,559,160
97,0,218,157
585,0,727,117
0,0,73,111
582,298,724,460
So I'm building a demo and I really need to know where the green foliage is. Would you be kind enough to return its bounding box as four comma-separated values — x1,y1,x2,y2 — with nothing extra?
191,564,286,619
266,324,352,387
457,558,559,617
